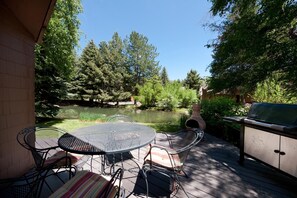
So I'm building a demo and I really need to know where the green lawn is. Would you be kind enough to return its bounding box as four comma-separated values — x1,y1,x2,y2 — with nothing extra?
37,118,181,133
37,119,99,132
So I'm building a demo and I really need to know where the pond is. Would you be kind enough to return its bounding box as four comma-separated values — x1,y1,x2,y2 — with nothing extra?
56,106,188,123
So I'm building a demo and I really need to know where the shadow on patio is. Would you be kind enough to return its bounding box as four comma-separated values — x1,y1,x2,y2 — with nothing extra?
1,133,297,198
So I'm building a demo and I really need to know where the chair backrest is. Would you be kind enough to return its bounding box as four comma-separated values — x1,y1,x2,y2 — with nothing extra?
17,126,35,151
169,129,202,167
105,168,124,197
17,126,66,169
34,126,65,148
24,128,45,169
107,114,134,122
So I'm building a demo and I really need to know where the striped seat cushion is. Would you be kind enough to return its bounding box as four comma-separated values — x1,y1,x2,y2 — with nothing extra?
49,171,118,198
44,150,80,167
145,146,182,170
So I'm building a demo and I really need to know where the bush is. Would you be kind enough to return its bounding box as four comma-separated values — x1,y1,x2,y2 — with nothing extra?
252,72,297,104
137,80,162,107
156,82,198,111
156,82,180,111
179,88,198,108
201,96,249,145
137,80,198,111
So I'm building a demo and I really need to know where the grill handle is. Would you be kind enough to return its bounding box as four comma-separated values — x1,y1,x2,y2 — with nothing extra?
273,150,286,155
274,150,280,153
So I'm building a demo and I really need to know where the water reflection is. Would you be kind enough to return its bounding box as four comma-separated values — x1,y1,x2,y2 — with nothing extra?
57,106,185,123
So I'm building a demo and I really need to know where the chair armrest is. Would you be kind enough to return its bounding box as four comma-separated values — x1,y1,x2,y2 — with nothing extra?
37,145,60,151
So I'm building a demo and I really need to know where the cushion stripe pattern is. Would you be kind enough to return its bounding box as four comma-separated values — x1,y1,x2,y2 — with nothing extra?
49,171,118,198
145,147,182,169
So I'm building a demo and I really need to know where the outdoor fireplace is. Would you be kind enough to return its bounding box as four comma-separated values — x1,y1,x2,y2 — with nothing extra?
185,104,206,130
224,102,297,178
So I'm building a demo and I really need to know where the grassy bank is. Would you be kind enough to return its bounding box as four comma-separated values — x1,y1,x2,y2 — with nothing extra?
37,107,187,133
37,118,181,133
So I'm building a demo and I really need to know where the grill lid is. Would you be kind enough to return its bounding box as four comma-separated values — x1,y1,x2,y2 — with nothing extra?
247,103,297,127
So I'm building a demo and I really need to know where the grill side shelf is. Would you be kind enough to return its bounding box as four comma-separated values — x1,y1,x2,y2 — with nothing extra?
223,116,246,123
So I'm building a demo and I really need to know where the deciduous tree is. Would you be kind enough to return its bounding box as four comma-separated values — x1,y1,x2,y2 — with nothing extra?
252,72,297,104
137,76,163,107
35,0,82,116
208,0,297,94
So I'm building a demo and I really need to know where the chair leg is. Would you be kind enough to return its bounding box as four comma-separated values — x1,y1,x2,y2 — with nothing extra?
182,170,189,178
173,174,190,198
118,188,126,198
141,169,149,198
101,155,107,174
91,155,94,172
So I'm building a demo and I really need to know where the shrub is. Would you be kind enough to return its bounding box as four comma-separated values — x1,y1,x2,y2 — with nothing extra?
137,80,162,107
156,82,181,111
156,82,198,111
179,88,198,108
157,94,180,111
201,96,249,145
252,72,297,104
137,80,198,111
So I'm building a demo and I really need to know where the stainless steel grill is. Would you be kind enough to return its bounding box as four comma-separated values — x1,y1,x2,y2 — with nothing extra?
224,102,297,178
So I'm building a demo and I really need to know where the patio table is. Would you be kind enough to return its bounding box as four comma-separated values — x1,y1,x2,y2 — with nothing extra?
58,122,156,172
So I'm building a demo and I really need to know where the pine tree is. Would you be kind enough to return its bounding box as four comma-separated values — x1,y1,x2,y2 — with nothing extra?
73,40,101,103
108,33,131,104
124,31,160,95
160,67,169,85
184,69,201,94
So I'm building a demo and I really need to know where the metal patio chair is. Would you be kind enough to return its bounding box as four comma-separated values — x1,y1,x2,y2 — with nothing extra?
142,128,204,197
17,126,81,192
0,164,61,198
107,114,134,122
106,114,138,173
49,168,124,198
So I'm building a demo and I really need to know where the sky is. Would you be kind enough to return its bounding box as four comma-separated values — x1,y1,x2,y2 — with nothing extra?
77,0,219,80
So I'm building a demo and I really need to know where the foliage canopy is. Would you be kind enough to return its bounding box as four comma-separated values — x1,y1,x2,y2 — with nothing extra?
208,0,297,94
124,31,161,95
35,0,82,117
69,31,161,105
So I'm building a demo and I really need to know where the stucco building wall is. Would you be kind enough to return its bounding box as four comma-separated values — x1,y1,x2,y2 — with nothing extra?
0,3,35,178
